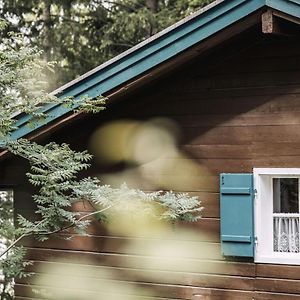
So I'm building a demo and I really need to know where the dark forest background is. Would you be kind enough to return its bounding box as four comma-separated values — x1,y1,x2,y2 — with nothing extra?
0,0,214,90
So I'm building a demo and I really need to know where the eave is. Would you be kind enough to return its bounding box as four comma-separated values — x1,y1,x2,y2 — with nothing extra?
4,0,300,144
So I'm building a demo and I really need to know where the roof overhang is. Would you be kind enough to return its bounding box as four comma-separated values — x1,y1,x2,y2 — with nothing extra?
2,0,300,155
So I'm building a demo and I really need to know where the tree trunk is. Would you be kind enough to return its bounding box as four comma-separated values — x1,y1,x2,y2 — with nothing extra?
145,0,158,37
146,0,158,13
42,0,51,62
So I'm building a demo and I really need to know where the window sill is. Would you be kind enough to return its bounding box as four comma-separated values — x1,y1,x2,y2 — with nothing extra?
255,253,300,265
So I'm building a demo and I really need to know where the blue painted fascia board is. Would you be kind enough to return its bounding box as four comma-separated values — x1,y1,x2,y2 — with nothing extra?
9,0,299,141
53,0,263,99
266,0,300,18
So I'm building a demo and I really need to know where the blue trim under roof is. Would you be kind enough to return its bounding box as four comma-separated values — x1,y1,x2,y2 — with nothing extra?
9,0,300,141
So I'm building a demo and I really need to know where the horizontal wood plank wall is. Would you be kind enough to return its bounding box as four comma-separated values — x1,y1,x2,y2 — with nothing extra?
13,27,300,299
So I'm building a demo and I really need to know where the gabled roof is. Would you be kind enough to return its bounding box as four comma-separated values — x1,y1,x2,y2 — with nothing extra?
8,0,300,142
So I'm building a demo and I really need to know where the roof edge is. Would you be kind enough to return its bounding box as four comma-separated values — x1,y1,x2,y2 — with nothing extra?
9,0,300,143
51,0,227,96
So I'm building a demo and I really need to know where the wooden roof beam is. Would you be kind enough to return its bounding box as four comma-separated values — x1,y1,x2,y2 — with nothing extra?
262,10,283,34
262,9,300,35
272,10,300,26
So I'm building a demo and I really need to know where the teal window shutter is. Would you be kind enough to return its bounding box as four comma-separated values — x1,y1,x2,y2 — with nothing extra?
220,173,254,257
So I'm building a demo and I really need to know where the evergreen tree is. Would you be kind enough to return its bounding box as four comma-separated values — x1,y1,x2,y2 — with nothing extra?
0,0,214,89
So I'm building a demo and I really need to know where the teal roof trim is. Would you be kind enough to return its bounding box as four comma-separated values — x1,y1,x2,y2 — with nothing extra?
266,0,300,18
9,0,300,141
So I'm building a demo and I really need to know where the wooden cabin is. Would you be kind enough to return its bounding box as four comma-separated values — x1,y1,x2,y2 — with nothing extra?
1,0,300,299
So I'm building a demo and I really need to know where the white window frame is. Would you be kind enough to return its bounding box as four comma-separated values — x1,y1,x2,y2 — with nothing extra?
254,168,300,265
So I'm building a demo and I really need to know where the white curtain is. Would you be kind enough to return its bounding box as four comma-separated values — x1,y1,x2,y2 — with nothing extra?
274,217,299,253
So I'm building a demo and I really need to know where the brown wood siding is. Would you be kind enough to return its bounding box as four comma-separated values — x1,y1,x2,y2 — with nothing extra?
8,27,300,299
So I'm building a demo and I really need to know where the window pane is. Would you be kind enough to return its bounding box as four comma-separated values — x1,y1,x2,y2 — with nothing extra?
273,178,298,213
274,216,299,252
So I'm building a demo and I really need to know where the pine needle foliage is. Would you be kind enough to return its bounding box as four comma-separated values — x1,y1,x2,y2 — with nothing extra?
0,17,202,299
6,139,202,242
0,192,31,300
0,0,215,89
0,19,105,298
6,139,93,240
73,178,202,222
0,21,105,142
0,247,32,300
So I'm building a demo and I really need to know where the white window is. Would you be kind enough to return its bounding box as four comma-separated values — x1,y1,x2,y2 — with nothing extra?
254,168,300,265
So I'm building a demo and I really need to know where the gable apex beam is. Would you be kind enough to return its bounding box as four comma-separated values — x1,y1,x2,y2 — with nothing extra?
262,8,300,35
261,9,282,34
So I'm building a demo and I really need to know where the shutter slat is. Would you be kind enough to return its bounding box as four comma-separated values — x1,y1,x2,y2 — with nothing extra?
221,235,251,243
221,187,251,195
220,173,254,257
